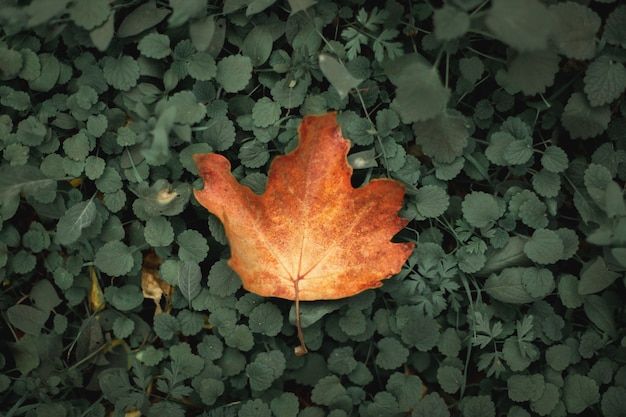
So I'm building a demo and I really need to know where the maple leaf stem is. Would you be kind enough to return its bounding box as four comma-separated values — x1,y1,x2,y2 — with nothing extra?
294,278,308,356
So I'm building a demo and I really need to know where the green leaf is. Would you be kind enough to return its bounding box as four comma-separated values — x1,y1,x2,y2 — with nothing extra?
518,198,548,229
188,52,217,81
107,284,144,311
327,347,357,375
239,140,270,168
602,386,626,417
396,306,439,351
562,92,611,139
412,185,450,220
533,383,561,415
485,268,536,304
545,344,571,371
7,305,49,335
462,191,503,228
413,112,468,163
144,216,175,247
504,137,533,165
563,374,600,414
604,5,626,48
176,229,209,263
12,250,37,274
584,294,618,339
524,229,564,265
238,399,271,417
138,33,172,59
433,6,469,40
0,165,57,202
532,169,560,198
197,378,224,406
584,55,626,107
102,56,140,91
252,97,281,128
550,2,600,60
57,198,97,245
216,55,253,93
28,53,60,92
579,256,620,295
242,25,273,67
189,15,215,51
287,0,317,15
98,368,132,401
271,392,299,417
437,365,463,394
118,1,171,37
95,241,135,276
541,146,568,173
69,0,110,30
167,91,206,125
412,393,450,417
558,274,584,308
154,312,180,340
311,375,346,406
387,54,450,124
508,374,545,402
113,316,135,339
178,261,202,305
319,53,363,99
498,50,560,96
30,280,61,313
376,337,409,370
521,267,554,298
249,303,283,336
485,0,552,51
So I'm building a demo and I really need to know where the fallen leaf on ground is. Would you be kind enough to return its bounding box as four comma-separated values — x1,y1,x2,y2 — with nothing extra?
194,112,414,354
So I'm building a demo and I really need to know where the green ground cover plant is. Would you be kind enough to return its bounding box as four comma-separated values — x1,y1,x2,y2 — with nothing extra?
0,0,625,416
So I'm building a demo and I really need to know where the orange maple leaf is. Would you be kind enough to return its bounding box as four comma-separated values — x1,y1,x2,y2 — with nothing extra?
193,112,414,354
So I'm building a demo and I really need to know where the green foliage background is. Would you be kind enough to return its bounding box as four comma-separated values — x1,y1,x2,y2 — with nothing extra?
1,0,625,416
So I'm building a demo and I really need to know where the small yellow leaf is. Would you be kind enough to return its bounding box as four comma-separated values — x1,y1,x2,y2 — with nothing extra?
141,252,173,316
88,266,105,312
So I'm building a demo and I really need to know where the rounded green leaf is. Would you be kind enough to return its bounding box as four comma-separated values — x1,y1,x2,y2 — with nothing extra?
138,33,171,59
102,56,140,91
413,185,450,220
563,374,600,414
216,55,253,93
584,55,626,107
95,241,135,276
462,191,503,228
562,92,611,139
524,229,564,264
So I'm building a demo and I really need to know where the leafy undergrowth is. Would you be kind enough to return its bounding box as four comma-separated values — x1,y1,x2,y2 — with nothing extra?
0,0,625,416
